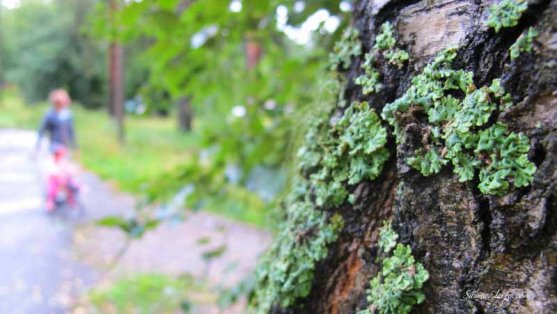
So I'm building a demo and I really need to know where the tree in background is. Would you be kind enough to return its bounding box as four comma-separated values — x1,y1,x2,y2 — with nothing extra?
108,0,125,142
2,0,107,108
0,0,5,106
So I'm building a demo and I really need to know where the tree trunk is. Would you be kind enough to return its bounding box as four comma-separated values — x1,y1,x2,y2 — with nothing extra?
108,0,125,143
177,96,193,132
0,1,4,107
284,0,557,313
245,32,263,70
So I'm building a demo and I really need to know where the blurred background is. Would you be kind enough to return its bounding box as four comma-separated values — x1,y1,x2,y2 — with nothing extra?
0,0,352,313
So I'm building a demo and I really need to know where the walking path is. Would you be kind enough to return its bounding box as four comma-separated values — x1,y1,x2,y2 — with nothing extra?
0,129,271,313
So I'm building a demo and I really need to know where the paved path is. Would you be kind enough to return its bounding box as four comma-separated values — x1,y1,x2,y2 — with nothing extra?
0,129,96,313
0,129,271,313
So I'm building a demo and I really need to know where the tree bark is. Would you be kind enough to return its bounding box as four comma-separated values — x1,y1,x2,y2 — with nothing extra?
286,0,557,313
108,0,125,143
177,96,193,132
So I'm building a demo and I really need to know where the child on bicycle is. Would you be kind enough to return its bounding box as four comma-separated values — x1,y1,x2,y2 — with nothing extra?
36,89,79,211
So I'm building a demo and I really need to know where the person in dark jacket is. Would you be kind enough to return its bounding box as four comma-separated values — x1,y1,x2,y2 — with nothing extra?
36,89,77,153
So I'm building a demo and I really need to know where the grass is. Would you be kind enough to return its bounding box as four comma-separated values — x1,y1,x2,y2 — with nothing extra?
86,273,221,314
0,90,268,227
76,110,200,194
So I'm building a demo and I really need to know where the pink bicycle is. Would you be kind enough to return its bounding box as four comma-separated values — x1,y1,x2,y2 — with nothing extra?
45,146,80,212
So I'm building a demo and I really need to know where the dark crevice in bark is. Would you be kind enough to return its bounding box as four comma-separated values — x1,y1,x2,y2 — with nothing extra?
532,139,548,167
477,196,492,258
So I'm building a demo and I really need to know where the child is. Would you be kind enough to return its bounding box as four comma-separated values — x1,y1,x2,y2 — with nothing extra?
37,89,77,153
36,89,79,211
44,146,79,211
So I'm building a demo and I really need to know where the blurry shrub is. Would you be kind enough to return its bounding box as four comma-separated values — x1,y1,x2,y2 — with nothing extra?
3,0,106,108
89,273,194,314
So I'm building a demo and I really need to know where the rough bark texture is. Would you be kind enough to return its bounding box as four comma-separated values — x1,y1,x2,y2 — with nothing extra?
288,0,556,313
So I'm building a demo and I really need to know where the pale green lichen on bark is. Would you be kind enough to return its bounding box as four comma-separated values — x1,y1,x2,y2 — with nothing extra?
373,22,409,68
358,222,429,314
310,101,389,206
509,27,538,60
251,193,344,313
251,28,393,311
355,53,383,95
487,0,528,33
252,99,390,311
329,27,362,71
382,48,536,196
356,22,409,95
381,47,473,143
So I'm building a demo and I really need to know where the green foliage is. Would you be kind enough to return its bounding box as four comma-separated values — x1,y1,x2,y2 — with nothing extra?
201,244,227,262
104,0,350,219
509,27,539,60
359,222,429,314
217,275,256,310
3,0,107,107
97,216,160,239
382,48,536,195
329,27,363,71
487,0,528,33
355,22,409,95
252,199,344,313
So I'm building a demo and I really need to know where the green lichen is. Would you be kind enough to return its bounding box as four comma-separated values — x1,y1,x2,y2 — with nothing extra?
374,22,409,68
382,48,536,195
384,49,410,68
476,123,537,195
374,22,397,50
329,27,362,71
252,98,390,311
356,22,409,95
358,222,429,314
378,220,398,252
487,0,528,33
407,148,447,177
310,102,389,206
252,195,344,313
355,53,383,95
297,114,330,176
381,47,473,143
509,27,538,60
339,102,390,185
